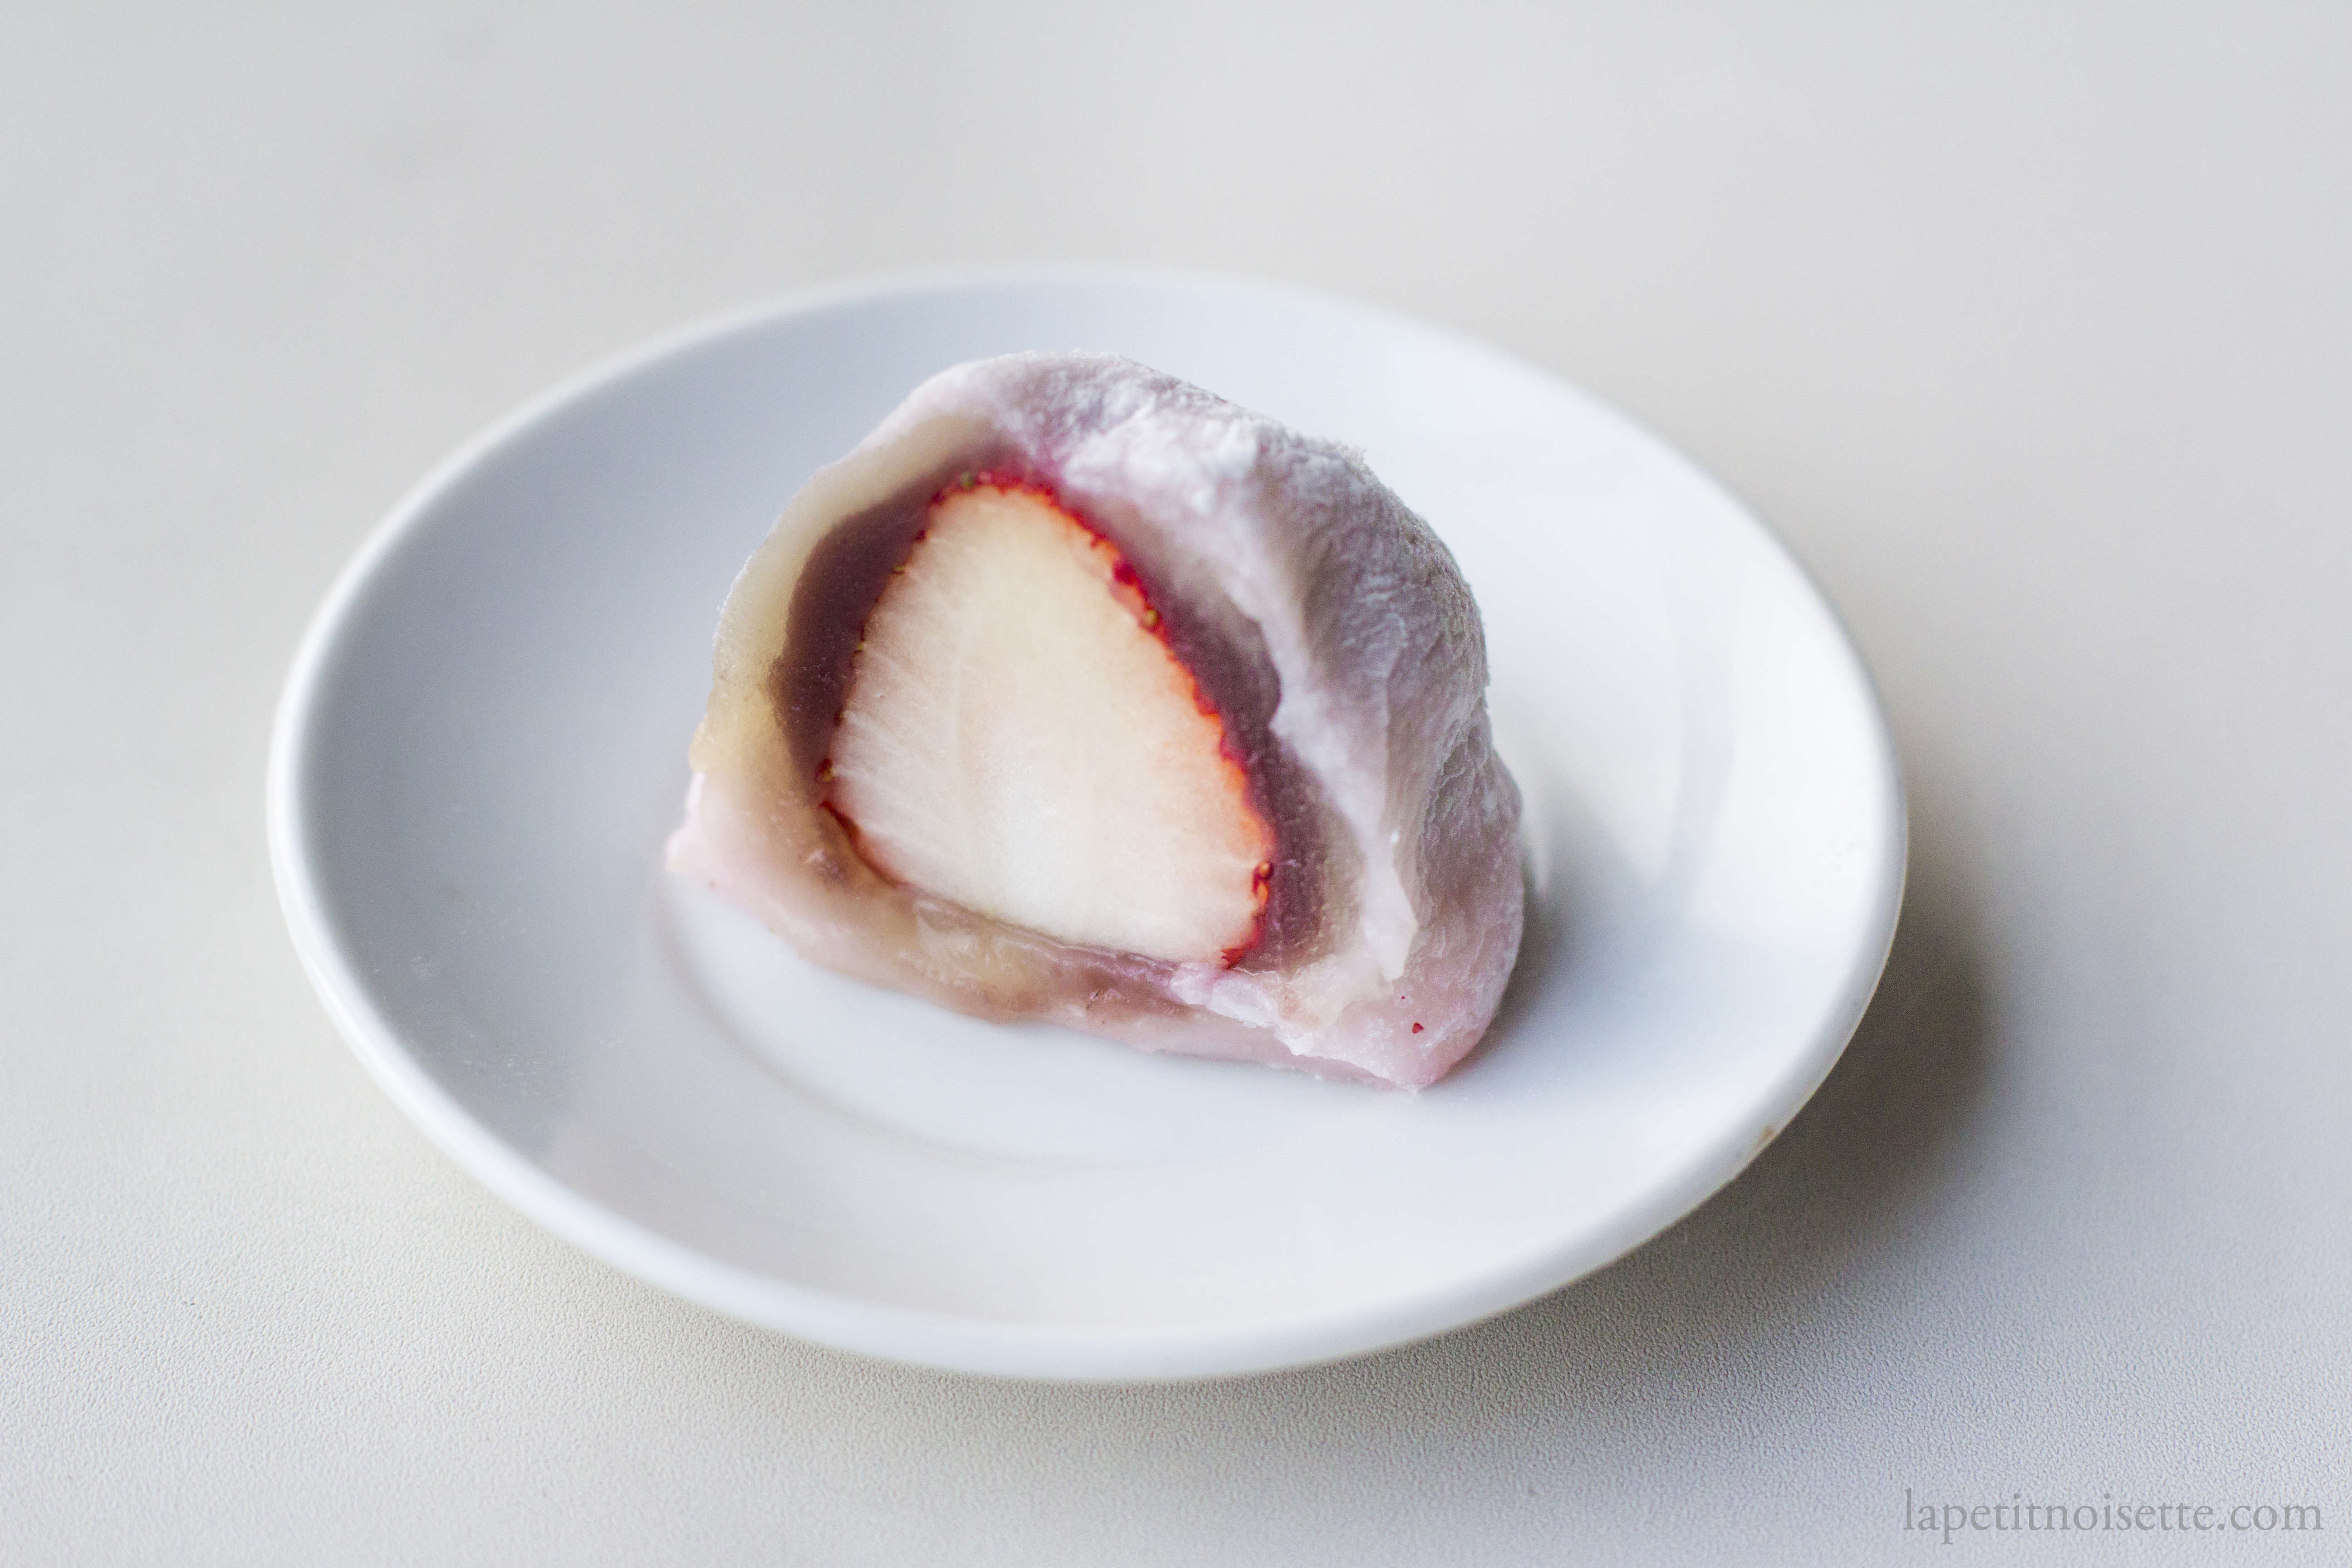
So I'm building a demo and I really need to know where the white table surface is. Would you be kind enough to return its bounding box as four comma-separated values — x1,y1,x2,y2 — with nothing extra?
5,5,2345,1563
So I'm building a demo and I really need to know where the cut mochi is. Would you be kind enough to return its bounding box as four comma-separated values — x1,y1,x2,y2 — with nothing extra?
670,352,1524,1088
824,480,1274,964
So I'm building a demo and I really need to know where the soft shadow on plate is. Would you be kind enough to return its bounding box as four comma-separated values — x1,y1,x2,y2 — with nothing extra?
1449,799,1985,1363
1351,771,1989,1389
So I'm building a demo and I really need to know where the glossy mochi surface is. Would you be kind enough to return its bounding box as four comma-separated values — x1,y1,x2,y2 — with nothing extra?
670,351,1527,1089
825,481,1272,964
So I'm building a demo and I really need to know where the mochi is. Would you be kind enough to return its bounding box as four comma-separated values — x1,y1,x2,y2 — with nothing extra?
670,353,1523,1088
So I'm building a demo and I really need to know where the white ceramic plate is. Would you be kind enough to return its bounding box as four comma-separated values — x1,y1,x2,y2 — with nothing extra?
270,271,1903,1381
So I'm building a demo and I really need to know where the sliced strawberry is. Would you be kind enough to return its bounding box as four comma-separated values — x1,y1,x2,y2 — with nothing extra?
824,480,1274,964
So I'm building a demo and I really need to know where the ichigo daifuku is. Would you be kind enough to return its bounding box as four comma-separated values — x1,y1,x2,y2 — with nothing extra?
669,353,1524,1088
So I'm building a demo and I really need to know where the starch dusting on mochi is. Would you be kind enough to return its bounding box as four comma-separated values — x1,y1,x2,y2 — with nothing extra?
669,353,1523,1088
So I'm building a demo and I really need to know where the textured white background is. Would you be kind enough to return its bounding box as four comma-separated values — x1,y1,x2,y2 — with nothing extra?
4,4,2347,1563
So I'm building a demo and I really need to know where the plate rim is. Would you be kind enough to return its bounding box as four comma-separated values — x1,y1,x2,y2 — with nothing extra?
267,265,1908,1382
